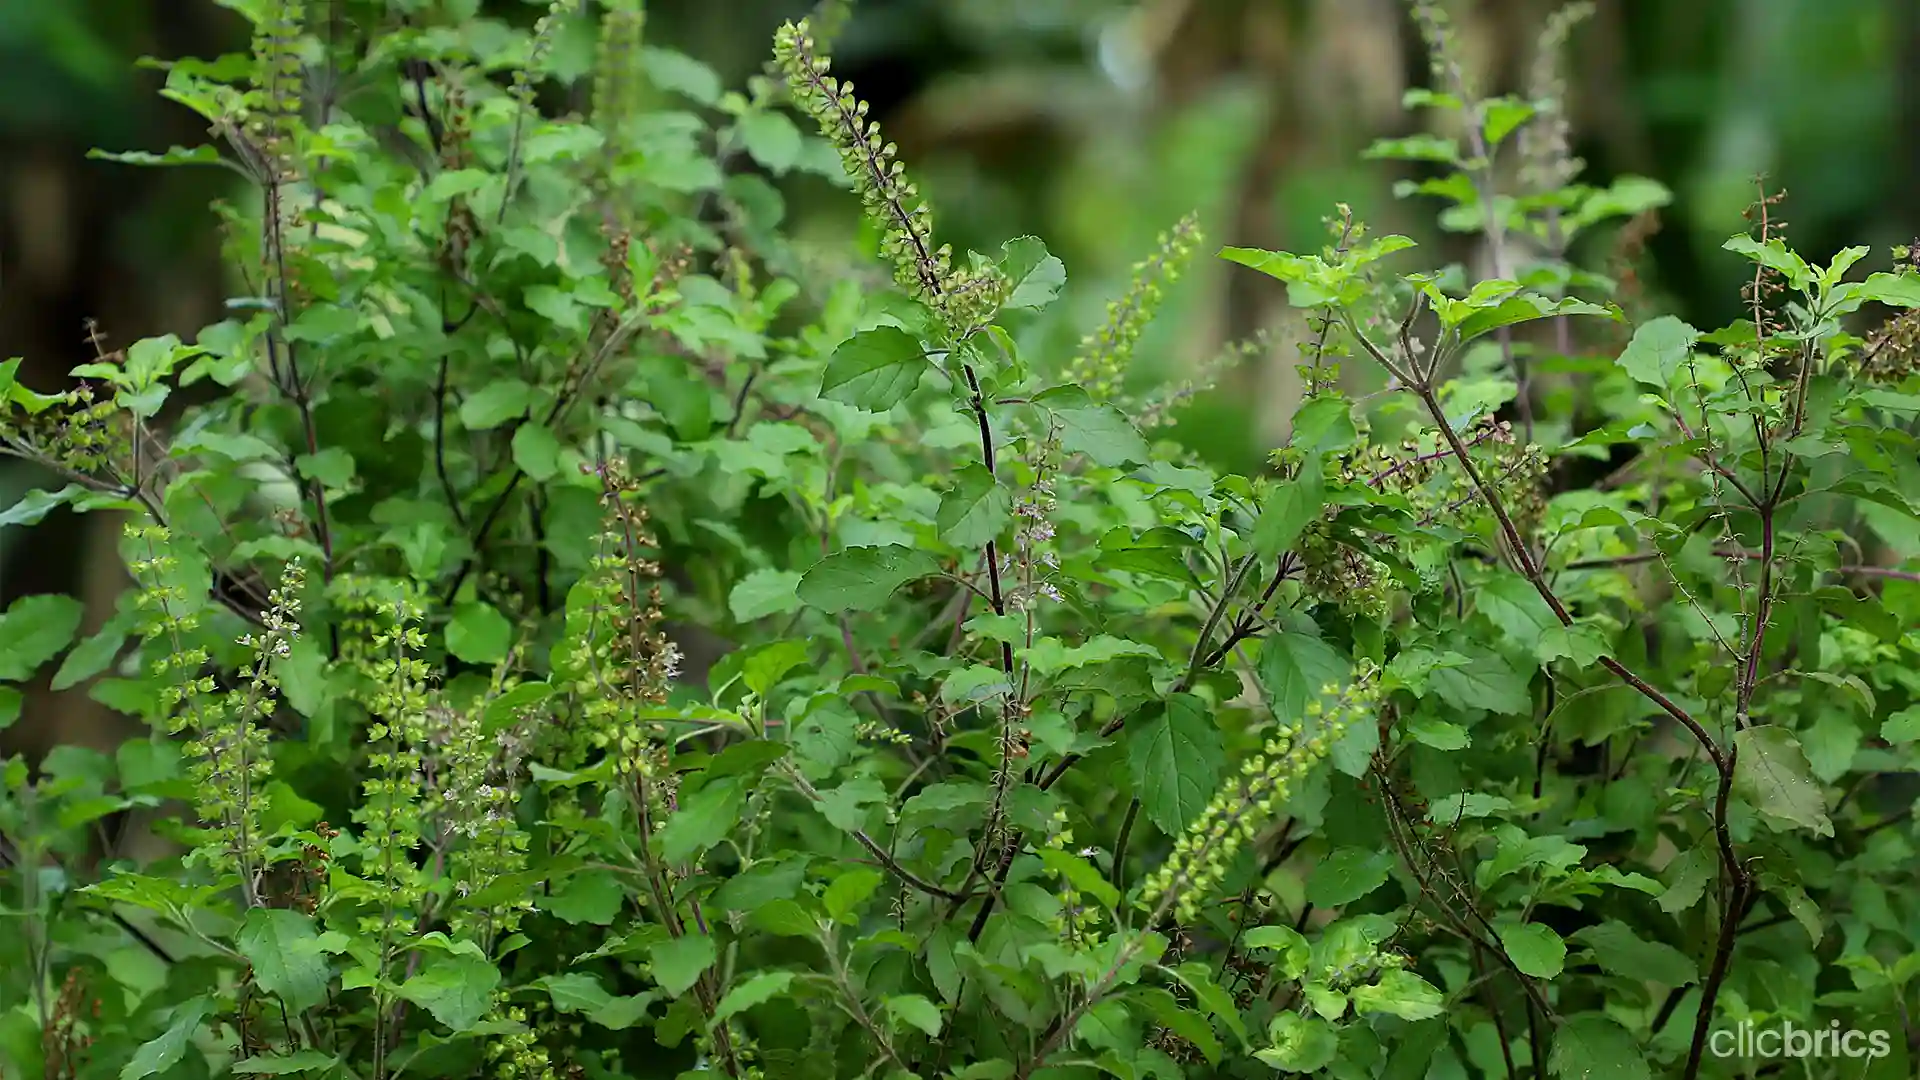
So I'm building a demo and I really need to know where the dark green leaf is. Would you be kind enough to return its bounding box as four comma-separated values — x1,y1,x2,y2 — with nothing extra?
1306,848,1394,907
236,909,332,1013
1127,694,1224,833
798,545,940,613
1548,1015,1651,1080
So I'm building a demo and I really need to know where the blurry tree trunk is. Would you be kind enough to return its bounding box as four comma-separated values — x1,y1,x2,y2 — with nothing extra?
0,1,236,771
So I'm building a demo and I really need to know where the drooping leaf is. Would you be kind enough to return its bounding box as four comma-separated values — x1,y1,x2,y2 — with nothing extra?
937,463,1011,548
1498,921,1567,980
1350,970,1445,1021
797,545,940,613
446,601,513,665
1732,726,1833,837
1000,236,1066,310
1306,848,1394,907
398,952,499,1032
1255,1012,1339,1072
1051,403,1151,467
120,998,213,1080
712,972,796,1023
1126,693,1223,833
1258,624,1348,724
886,994,944,1037
649,933,717,998
820,327,928,411
1615,315,1699,390
729,569,803,621
1547,1015,1651,1080
1569,921,1695,986
0,593,85,681
1253,462,1325,560
236,909,332,1014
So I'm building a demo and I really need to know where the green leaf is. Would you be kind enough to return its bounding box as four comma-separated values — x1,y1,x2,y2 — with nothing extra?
1427,649,1532,716
398,952,499,1032
729,568,803,621
1288,397,1360,454
1259,626,1348,723
740,640,810,697
1167,961,1250,1045
1882,705,1920,743
1020,635,1158,675
937,463,1011,548
230,1050,344,1075
1498,922,1566,979
1306,848,1394,907
511,423,565,481
713,972,795,1023
650,933,717,998
1799,670,1875,717
820,327,928,411
1253,463,1325,559
1052,403,1151,468
0,593,84,681
1455,295,1618,343
999,236,1066,310
823,866,883,922
797,545,940,613
1857,270,1920,307
738,111,802,173
1548,1015,1651,1080
1127,693,1223,833
90,144,227,169
51,611,133,691
1256,1013,1338,1072
0,484,85,529
1657,845,1713,914
295,447,355,488
121,998,213,1080
524,285,581,331
543,871,625,925
1615,315,1698,389
887,994,944,1037
659,776,745,864
236,909,331,1013
1569,921,1695,986
1732,725,1833,837
1536,623,1610,667
1476,572,1560,644
1350,970,1445,1021
539,972,654,1029
1481,97,1536,145
1722,234,1812,289
0,687,20,732
459,378,533,429
446,602,513,665
1036,848,1120,910
1242,925,1311,980
642,46,721,104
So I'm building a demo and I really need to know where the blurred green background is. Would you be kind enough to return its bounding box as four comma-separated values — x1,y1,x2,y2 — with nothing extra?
0,0,1913,748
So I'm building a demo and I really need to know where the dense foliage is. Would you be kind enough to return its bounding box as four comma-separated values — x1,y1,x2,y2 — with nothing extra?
2,2,1918,1079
